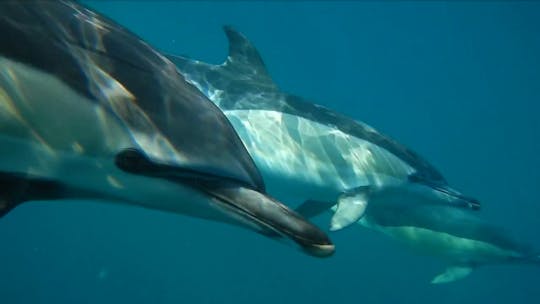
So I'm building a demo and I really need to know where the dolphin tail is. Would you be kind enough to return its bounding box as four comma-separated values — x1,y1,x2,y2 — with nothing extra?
166,25,277,90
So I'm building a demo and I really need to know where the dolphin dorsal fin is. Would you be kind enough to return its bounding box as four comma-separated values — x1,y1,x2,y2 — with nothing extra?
166,26,277,91
222,25,277,89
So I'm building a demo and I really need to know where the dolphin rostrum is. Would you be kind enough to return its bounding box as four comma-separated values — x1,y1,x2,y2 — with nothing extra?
167,26,480,231
0,1,334,257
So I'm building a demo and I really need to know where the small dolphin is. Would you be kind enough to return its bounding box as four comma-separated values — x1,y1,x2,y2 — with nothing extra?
167,26,479,231
0,1,334,257
295,181,540,283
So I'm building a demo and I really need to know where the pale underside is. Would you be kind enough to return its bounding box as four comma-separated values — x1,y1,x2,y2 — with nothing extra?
224,109,415,204
359,218,520,266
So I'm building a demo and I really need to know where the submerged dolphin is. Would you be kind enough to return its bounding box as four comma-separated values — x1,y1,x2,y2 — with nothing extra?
167,26,480,231
295,182,540,283
0,1,334,257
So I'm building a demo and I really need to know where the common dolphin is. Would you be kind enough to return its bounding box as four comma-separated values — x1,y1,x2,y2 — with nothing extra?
0,1,334,257
295,182,540,283
167,26,480,231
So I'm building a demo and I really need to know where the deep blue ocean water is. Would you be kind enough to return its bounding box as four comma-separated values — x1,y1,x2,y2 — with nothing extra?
1,1,539,303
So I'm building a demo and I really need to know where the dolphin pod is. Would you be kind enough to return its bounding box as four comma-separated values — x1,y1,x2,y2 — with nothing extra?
169,26,539,282
168,26,480,230
0,1,334,257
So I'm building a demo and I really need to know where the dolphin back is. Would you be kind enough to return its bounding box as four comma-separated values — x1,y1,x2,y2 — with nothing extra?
168,26,448,185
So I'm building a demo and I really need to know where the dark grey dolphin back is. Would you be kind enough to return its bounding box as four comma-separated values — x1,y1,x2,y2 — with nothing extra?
0,1,264,190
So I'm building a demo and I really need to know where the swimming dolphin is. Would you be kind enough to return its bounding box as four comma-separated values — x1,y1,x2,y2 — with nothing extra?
0,1,334,257
295,181,540,283
167,26,480,231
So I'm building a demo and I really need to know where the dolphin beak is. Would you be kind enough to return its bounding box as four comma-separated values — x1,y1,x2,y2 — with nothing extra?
114,148,334,257
205,184,335,257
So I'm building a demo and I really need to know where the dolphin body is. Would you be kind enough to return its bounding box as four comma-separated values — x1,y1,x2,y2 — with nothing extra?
0,1,335,257
168,27,480,231
296,183,540,283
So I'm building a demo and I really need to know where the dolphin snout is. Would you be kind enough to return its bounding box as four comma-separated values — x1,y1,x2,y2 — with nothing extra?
208,185,335,257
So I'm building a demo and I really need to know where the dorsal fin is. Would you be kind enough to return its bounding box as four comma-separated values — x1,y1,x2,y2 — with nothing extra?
166,26,277,90
223,26,267,71
222,25,276,88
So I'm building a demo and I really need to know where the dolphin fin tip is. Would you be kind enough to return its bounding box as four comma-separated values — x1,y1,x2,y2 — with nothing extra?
0,172,66,218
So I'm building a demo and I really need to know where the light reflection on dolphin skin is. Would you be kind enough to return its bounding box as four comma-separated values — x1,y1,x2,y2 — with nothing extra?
168,26,480,231
0,1,334,257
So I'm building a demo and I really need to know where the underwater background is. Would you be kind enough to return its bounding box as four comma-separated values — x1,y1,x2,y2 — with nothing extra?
1,1,539,303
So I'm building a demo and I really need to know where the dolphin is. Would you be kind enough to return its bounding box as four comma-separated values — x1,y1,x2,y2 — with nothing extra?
0,1,334,257
295,181,540,283
167,26,480,231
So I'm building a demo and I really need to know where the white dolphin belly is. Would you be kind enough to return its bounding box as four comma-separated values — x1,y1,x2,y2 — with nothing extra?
224,109,414,203
359,219,520,265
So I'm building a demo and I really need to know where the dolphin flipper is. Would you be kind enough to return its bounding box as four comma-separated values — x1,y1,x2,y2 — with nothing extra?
330,186,371,231
294,189,371,232
431,265,473,284
0,172,59,217
0,172,104,218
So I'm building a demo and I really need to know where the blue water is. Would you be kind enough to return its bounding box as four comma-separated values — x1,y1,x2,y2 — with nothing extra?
2,1,539,303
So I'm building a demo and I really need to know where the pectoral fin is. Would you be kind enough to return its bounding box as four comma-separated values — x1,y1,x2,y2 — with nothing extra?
431,265,473,284
0,171,97,218
330,186,370,231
